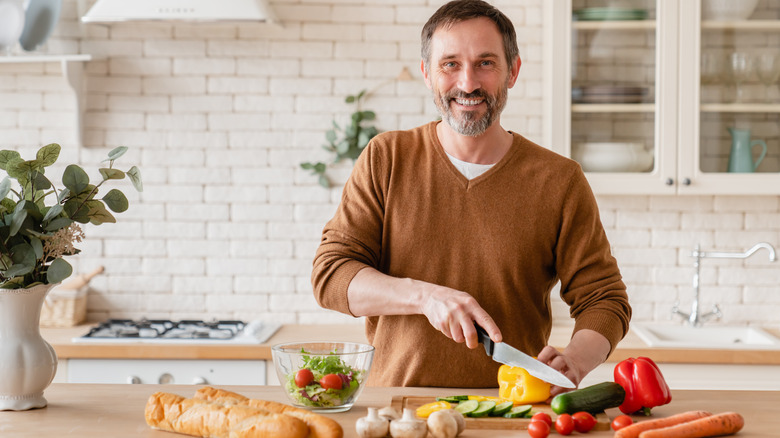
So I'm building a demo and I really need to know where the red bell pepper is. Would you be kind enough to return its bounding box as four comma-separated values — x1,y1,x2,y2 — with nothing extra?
613,356,671,415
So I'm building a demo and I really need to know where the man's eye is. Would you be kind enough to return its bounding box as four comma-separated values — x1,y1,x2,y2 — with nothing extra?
443,61,457,68
480,60,494,67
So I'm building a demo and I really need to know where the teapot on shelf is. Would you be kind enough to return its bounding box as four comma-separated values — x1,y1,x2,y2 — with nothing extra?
727,127,766,173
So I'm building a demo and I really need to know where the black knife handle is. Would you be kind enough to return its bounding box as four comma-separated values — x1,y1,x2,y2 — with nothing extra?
474,322,494,356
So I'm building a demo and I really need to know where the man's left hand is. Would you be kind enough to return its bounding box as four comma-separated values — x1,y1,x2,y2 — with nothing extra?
536,329,611,399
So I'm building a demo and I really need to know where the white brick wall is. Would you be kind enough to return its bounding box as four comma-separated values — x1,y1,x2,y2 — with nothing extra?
0,0,778,328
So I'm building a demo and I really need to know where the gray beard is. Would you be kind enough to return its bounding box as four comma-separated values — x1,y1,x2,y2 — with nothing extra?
434,86,508,137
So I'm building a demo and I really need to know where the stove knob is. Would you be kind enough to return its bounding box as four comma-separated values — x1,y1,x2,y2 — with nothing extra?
158,373,174,384
127,376,141,384
192,377,208,385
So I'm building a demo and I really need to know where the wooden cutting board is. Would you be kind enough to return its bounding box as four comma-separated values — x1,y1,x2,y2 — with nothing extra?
391,396,611,431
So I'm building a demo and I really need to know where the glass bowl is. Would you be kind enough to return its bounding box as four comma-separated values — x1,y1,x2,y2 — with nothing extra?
271,341,374,413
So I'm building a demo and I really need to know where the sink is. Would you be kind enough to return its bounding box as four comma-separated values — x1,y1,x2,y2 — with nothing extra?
632,323,780,350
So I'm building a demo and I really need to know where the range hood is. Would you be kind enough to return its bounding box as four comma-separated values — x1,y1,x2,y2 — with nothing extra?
81,0,277,24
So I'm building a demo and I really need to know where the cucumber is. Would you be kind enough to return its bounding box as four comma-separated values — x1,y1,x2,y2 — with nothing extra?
454,399,479,416
490,401,514,417
550,381,626,415
469,400,496,417
502,404,532,418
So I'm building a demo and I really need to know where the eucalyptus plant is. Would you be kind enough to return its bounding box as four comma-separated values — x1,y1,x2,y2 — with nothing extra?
301,89,380,188
0,143,142,289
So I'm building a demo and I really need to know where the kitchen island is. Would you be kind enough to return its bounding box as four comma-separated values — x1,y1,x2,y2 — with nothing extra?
1,384,778,437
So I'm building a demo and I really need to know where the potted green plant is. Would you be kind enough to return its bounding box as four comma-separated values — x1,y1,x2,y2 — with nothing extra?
0,143,142,411
301,90,380,188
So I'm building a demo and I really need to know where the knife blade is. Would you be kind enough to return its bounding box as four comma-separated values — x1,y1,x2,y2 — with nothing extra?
474,323,576,389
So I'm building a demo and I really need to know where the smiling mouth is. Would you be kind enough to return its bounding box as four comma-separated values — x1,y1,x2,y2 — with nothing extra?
453,97,484,107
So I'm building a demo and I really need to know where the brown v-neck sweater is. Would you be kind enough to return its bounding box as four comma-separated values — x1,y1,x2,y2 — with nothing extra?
312,121,631,388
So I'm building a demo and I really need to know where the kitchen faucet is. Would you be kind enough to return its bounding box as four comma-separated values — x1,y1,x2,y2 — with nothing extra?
672,242,777,327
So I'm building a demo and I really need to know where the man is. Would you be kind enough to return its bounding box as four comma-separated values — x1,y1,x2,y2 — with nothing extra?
312,0,631,394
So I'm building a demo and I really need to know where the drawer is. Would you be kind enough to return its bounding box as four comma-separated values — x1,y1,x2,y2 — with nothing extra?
67,359,266,385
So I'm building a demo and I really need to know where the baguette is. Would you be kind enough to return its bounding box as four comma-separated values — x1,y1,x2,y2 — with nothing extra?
144,391,309,438
194,386,344,438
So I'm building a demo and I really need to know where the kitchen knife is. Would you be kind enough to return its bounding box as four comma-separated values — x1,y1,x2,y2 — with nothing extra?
474,323,576,388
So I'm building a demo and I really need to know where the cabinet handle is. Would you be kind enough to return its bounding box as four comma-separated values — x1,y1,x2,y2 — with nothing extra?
127,376,141,384
665,178,674,185
158,373,174,384
682,178,691,186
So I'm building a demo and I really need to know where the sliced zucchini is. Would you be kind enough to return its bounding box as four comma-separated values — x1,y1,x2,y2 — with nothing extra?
502,404,533,418
469,400,496,417
454,399,479,416
436,396,463,403
490,401,514,416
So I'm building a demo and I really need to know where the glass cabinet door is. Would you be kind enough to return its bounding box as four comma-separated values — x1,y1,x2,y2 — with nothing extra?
547,0,780,194
548,0,679,194
677,1,780,194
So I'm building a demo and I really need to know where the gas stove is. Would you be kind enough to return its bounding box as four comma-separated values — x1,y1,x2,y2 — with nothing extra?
72,318,280,344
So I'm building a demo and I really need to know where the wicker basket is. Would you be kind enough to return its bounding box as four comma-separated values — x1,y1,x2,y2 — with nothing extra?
40,287,87,328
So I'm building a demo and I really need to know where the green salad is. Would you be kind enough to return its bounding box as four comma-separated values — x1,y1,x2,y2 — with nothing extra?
284,349,363,408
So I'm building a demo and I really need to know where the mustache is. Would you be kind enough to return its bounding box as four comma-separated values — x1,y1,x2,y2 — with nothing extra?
445,89,488,100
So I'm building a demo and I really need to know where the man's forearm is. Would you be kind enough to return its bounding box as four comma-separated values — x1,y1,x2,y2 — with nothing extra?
346,267,424,317
346,267,503,347
564,329,611,376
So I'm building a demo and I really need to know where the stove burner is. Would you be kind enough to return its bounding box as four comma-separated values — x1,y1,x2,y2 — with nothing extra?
82,319,247,340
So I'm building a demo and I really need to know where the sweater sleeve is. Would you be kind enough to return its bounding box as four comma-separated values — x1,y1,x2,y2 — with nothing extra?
555,166,632,353
311,140,387,316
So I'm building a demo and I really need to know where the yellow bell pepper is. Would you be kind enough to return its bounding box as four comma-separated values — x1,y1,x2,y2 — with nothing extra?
467,395,503,402
497,364,551,404
415,400,451,418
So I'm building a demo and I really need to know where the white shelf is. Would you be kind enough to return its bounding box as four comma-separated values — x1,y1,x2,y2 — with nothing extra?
0,54,92,63
0,54,93,146
701,103,780,113
701,20,780,31
573,20,656,30
572,103,655,113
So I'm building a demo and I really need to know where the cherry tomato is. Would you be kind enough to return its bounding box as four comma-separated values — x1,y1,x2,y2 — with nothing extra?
573,411,597,433
555,413,575,435
611,414,634,431
527,420,550,438
531,412,552,427
319,373,343,390
294,369,313,387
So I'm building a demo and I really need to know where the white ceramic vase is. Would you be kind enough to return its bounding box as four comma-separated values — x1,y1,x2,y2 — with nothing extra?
0,283,59,411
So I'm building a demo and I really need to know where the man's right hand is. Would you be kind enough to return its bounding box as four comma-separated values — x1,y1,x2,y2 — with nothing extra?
419,283,503,349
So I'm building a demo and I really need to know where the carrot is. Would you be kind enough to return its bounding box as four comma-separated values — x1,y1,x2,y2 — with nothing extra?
615,410,712,438
638,412,744,438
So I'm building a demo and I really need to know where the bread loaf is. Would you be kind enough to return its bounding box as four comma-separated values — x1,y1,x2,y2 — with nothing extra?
144,391,309,438
194,386,344,438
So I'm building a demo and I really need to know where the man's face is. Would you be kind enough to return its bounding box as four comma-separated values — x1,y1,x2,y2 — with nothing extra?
423,17,519,137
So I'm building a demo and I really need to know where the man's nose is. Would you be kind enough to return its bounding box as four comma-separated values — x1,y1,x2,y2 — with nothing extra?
456,65,480,93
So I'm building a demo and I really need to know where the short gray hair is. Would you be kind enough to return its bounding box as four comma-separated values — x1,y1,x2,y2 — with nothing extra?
421,0,519,73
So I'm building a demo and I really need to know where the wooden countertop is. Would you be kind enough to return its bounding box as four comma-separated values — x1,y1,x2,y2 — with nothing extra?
43,323,780,365
1,384,778,437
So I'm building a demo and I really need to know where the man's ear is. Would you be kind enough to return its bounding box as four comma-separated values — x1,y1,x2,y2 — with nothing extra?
507,55,522,88
421,59,433,90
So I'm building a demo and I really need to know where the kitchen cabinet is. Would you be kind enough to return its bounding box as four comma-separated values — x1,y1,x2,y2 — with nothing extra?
546,0,780,194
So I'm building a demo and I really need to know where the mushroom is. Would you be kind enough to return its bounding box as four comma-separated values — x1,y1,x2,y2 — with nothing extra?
442,408,465,436
356,407,389,438
378,406,401,421
390,408,427,438
427,409,458,438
